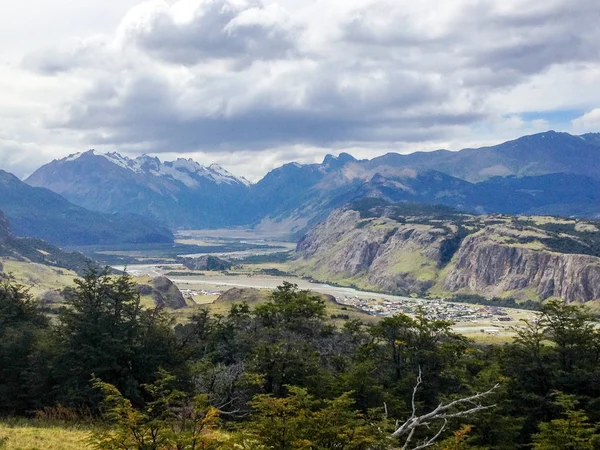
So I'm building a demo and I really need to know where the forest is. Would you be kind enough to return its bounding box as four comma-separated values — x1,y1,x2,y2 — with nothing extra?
1,269,600,449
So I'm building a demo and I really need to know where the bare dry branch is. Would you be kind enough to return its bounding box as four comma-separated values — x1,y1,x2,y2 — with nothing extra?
391,369,500,449
410,419,447,450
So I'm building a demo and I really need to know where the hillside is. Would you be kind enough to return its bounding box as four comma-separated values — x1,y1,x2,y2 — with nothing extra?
0,210,96,275
293,200,600,303
0,170,173,246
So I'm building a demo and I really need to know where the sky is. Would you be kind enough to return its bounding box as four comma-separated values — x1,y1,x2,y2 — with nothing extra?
1,0,600,181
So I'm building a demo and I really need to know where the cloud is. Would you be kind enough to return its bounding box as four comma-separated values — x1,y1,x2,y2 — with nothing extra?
572,109,600,132
22,38,109,75
117,0,300,65
2,0,600,179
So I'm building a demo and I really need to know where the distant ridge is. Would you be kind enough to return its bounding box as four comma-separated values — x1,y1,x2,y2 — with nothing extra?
24,131,600,234
0,169,173,246
0,209,95,274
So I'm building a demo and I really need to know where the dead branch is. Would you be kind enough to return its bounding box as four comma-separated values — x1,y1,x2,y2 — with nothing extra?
391,367,499,449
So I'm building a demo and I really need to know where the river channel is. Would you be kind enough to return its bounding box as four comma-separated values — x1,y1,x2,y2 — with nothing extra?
115,264,421,303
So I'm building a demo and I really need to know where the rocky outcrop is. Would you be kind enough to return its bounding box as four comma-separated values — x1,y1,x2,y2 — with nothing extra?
295,209,449,295
178,255,232,271
216,287,264,304
137,276,187,309
295,204,600,303
444,231,600,303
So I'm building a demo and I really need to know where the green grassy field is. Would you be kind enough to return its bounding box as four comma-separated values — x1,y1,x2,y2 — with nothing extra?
0,259,78,298
0,420,92,450
168,286,379,326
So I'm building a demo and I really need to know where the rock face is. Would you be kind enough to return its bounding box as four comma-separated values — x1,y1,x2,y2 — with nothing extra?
444,231,600,302
296,208,449,296
143,276,187,309
294,202,600,303
179,255,232,271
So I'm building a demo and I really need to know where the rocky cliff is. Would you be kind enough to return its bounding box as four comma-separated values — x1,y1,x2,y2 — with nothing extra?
178,255,232,271
444,231,600,302
294,201,600,303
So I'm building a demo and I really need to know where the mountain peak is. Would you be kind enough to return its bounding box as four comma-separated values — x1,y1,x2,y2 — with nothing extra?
322,152,357,170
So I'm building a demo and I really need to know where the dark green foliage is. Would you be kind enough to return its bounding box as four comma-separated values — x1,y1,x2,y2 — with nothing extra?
532,393,600,449
542,236,600,258
0,279,49,415
509,219,600,258
449,293,541,311
0,209,98,274
230,251,293,265
178,255,232,271
5,275,600,449
350,198,461,220
0,235,99,274
50,268,179,410
71,242,278,266
92,371,223,450
241,387,389,450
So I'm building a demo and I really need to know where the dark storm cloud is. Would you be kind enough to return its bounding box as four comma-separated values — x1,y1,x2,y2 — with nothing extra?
52,53,477,152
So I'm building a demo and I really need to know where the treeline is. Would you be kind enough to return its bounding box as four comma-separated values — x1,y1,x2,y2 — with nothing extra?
2,271,600,448
449,293,542,311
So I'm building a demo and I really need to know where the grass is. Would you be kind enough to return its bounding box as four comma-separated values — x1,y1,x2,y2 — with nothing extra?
167,287,379,326
389,250,438,282
0,259,78,298
0,419,93,450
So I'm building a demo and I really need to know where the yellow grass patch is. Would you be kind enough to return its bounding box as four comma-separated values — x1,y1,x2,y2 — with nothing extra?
0,259,78,298
0,420,92,450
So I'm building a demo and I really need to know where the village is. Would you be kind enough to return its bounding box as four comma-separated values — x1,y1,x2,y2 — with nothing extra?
180,287,222,300
335,295,528,327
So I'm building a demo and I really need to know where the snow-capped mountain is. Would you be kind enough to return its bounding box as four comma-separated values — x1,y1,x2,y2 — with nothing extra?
26,150,252,229
66,150,251,187
24,131,600,234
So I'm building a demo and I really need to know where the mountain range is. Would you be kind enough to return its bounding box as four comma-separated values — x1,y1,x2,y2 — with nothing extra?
26,150,251,229
0,170,173,246
24,131,600,236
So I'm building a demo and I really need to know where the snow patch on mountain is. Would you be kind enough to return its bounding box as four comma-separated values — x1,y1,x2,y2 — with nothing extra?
209,164,252,186
56,151,251,187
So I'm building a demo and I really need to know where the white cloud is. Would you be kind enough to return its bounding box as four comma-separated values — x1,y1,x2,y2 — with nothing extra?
572,109,600,132
0,0,600,179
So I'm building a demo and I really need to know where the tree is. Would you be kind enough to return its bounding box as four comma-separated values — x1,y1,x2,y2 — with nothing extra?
0,278,49,414
52,267,177,409
241,386,388,450
92,370,223,450
390,368,499,450
502,300,600,440
532,393,600,450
